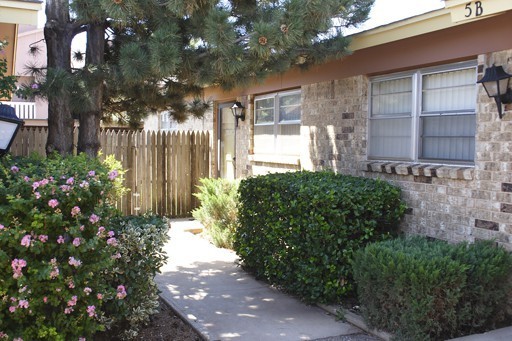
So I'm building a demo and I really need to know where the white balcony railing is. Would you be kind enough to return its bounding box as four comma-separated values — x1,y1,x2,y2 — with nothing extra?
5,102,36,120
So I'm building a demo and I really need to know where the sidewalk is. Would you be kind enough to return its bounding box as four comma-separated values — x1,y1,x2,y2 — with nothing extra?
155,219,376,341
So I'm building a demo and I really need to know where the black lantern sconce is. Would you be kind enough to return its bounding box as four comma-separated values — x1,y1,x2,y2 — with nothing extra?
0,104,23,156
477,64,512,119
231,101,245,127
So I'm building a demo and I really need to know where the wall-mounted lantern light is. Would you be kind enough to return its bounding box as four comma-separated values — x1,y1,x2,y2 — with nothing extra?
231,101,245,127
0,104,23,156
477,64,512,119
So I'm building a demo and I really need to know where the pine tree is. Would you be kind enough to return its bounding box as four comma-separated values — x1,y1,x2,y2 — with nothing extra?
23,0,374,156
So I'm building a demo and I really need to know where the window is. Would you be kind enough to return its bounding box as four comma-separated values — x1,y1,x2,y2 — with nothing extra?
369,61,477,164
254,90,301,156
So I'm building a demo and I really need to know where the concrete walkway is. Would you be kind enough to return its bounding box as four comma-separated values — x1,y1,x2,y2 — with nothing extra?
155,219,375,341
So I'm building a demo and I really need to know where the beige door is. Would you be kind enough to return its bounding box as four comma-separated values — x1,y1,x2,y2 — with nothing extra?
220,105,235,179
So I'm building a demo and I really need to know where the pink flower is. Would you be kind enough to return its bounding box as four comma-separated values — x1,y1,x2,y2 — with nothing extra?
60,185,71,192
0,224,4,230
88,170,96,177
11,259,27,279
79,337,86,341
87,305,96,317
89,214,100,224
50,266,59,279
31,83,39,89
116,285,127,299
84,287,92,295
48,199,59,208
97,226,105,236
38,235,48,243
97,293,103,300
80,225,85,231
108,170,119,180
67,295,77,307
10,165,19,173
34,192,41,199
20,235,32,248
71,206,81,217
68,257,82,267
106,237,118,247
108,231,115,237
9,306,16,313
18,300,29,309
72,238,81,247
43,297,48,303
57,235,65,244
111,253,122,259
80,181,89,188
66,177,74,185
64,307,73,314
32,181,40,190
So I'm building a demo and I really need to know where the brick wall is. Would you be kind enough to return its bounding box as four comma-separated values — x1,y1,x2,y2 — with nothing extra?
298,50,512,249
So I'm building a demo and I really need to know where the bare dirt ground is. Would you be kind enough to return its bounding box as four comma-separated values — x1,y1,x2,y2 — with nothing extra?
134,299,203,341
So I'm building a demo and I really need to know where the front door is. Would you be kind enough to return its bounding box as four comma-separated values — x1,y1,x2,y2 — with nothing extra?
219,104,235,179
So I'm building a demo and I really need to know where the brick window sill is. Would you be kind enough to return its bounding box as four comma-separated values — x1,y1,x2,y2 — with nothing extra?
361,161,474,181
249,154,300,166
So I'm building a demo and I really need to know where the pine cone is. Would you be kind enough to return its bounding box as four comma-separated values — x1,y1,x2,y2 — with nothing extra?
280,24,288,34
258,36,268,46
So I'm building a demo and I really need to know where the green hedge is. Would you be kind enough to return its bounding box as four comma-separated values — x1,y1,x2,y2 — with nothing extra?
352,237,512,340
234,171,406,303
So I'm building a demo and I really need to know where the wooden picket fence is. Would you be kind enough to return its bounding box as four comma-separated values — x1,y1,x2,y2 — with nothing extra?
10,127,211,217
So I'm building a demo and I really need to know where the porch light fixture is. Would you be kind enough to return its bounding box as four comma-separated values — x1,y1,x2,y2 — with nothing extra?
477,64,512,119
0,104,23,156
231,101,245,127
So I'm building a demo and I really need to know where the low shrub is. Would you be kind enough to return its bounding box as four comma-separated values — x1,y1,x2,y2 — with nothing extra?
352,237,512,340
104,214,170,339
192,178,239,249
0,154,124,340
234,171,406,303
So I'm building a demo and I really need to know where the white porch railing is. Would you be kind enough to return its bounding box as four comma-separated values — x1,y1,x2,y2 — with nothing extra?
5,102,36,120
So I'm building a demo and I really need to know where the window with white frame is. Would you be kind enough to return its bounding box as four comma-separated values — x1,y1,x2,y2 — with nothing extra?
254,90,301,156
369,61,477,164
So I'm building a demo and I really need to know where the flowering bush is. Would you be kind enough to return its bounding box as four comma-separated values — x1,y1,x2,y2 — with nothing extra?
0,154,126,340
103,214,170,339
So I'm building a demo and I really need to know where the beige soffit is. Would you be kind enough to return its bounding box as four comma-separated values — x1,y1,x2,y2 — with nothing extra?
349,0,512,52
0,0,43,26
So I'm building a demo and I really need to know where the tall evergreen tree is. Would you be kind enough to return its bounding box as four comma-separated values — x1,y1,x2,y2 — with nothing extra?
24,0,374,156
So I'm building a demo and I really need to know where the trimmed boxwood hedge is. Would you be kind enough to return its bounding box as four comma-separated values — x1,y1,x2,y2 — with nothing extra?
352,237,512,340
233,171,406,303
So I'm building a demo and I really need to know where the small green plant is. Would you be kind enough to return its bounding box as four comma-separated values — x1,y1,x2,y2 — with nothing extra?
352,236,512,340
0,154,124,340
192,177,239,249
234,171,406,303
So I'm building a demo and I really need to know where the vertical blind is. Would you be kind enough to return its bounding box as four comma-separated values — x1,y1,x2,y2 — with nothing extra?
369,63,476,163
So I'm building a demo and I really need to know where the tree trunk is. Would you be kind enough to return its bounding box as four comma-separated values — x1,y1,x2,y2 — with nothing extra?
44,0,75,156
77,22,105,157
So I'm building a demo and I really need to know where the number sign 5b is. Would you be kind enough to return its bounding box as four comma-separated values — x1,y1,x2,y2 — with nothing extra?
447,0,512,23
465,1,484,18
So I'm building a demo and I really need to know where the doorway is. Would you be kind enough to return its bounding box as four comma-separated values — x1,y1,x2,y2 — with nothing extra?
218,104,235,179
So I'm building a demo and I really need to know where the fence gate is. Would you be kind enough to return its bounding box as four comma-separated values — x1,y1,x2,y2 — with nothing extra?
11,128,211,217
